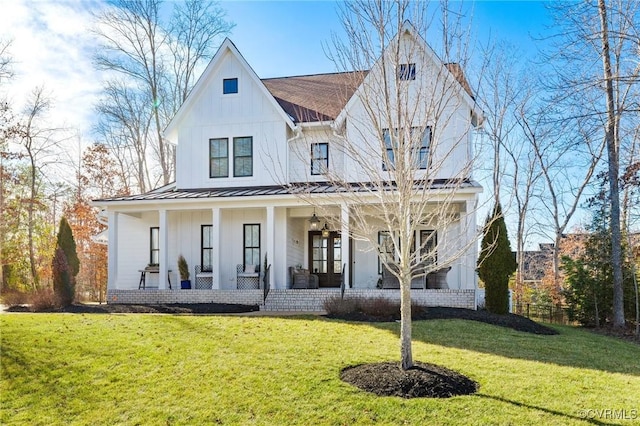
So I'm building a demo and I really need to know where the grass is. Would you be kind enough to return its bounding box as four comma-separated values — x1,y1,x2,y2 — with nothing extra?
2,314,639,425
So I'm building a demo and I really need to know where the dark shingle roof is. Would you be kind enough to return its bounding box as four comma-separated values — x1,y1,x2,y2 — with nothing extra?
262,71,367,123
262,64,473,123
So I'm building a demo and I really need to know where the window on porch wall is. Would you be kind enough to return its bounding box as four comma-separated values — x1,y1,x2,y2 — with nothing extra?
377,229,437,273
150,227,159,265
243,224,260,267
201,225,213,271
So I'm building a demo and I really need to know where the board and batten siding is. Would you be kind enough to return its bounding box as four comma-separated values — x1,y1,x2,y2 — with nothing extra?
175,49,289,190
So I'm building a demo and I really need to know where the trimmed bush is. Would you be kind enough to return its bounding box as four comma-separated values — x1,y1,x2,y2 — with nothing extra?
52,247,75,306
478,203,516,315
56,217,80,277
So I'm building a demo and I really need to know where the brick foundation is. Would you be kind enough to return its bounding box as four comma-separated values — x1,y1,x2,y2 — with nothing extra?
107,288,477,312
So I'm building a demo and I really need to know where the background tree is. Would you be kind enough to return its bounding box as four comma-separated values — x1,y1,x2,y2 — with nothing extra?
9,87,67,289
562,175,636,326
544,0,640,328
478,202,517,314
92,0,233,192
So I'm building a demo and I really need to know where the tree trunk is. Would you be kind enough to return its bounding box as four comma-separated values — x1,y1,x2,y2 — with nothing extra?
598,0,625,329
27,150,39,289
400,274,413,370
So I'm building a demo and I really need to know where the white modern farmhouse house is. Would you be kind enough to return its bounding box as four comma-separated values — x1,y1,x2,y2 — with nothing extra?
95,23,483,311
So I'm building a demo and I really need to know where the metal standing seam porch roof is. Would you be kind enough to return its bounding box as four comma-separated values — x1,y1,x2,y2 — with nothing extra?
94,180,482,203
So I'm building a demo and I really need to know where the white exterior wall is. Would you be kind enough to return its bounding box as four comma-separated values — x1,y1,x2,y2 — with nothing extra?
174,50,289,189
218,208,266,289
338,35,474,183
288,127,344,183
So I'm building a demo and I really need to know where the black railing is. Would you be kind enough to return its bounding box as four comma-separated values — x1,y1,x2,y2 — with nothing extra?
263,264,271,303
340,263,346,299
514,302,571,324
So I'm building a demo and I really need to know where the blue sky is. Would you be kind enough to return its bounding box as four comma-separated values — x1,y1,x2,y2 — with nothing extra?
224,1,552,78
0,1,564,246
0,0,553,138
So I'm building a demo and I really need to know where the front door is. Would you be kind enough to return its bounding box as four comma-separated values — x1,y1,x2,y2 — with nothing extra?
309,231,342,288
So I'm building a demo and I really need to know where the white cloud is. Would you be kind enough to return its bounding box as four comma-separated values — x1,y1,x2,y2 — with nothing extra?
0,0,106,140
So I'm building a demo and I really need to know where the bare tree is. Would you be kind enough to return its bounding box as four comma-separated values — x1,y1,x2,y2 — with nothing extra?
10,87,68,288
544,0,639,327
92,0,232,191
95,79,154,193
280,1,483,370
475,42,545,304
0,38,13,290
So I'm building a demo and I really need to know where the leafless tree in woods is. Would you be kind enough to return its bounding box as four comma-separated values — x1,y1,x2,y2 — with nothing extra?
475,41,546,304
92,0,232,193
544,0,639,327
11,87,69,288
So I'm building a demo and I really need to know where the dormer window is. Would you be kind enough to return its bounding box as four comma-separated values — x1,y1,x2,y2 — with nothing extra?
399,63,416,80
223,78,238,94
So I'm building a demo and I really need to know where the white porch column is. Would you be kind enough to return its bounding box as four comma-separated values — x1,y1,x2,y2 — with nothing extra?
107,210,119,290
266,206,275,289
212,207,221,289
464,199,477,290
341,203,350,289
159,209,168,289
275,207,288,289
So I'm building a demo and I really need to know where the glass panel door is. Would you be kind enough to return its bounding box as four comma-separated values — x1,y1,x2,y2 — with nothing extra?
309,231,341,287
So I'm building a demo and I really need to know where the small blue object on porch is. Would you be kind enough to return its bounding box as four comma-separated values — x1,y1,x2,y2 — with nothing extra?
138,266,172,289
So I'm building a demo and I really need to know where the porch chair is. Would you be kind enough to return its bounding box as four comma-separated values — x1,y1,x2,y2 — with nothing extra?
237,264,260,289
426,267,451,289
381,265,400,289
289,267,319,289
194,265,213,289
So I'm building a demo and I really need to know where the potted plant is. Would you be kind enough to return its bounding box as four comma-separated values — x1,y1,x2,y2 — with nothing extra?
177,255,191,289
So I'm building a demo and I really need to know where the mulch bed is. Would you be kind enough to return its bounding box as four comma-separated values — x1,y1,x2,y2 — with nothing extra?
341,361,478,398
5,303,260,314
327,306,558,335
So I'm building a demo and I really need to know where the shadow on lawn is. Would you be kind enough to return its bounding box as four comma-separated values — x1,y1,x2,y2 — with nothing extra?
322,317,640,377
474,394,619,426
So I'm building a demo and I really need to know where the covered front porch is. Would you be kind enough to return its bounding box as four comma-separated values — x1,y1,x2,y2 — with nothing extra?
101,186,480,308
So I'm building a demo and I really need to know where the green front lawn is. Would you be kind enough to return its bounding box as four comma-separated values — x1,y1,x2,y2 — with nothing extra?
2,314,639,425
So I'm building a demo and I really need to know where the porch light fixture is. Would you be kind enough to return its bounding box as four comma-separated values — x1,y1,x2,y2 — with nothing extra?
309,209,320,231
321,223,330,238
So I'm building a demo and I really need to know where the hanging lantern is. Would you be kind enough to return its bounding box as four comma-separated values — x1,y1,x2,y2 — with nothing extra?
309,209,320,231
321,223,330,238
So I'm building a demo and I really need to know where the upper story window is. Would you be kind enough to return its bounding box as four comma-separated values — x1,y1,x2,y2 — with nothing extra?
223,78,238,94
418,127,431,169
382,126,431,171
399,63,416,80
210,138,229,178
233,136,253,177
311,142,328,175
